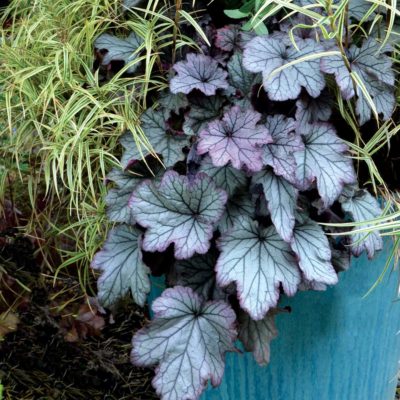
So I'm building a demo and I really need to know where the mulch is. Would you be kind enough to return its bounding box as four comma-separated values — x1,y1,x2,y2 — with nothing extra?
0,229,157,400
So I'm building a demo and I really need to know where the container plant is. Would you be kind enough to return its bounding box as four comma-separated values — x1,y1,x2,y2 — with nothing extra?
91,1,400,399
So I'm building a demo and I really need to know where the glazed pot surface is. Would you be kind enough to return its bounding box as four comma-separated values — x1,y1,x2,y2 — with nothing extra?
149,241,400,400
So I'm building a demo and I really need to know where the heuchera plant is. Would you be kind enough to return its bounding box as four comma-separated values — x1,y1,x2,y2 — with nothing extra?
92,8,394,400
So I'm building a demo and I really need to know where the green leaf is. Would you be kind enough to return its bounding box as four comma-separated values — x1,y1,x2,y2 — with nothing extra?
224,9,251,19
240,0,256,13
242,20,253,31
252,17,269,35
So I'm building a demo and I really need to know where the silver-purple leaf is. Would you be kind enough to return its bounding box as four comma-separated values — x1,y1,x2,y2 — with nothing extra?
183,95,225,136
105,168,141,224
340,188,383,259
243,36,326,100
218,191,254,234
215,25,241,52
215,25,254,52
129,171,227,259
320,50,353,100
279,13,315,39
253,169,298,242
321,38,395,124
106,188,136,224
290,218,338,285
347,38,394,86
299,279,327,291
238,310,278,366
131,286,237,400
262,114,304,184
120,132,146,169
91,225,150,307
197,106,272,171
121,109,189,169
355,75,396,125
217,216,301,320
170,53,229,95
169,252,217,300
254,192,270,219
227,53,261,96
295,92,332,132
294,123,356,208
199,155,247,196
348,0,383,21
94,32,143,73
331,246,351,272
159,91,189,114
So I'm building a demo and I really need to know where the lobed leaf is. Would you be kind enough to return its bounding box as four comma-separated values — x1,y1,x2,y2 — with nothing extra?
290,218,338,285
253,169,298,242
199,155,247,196
218,191,254,234
129,171,227,259
169,252,218,300
294,123,356,208
105,169,141,224
215,25,241,52
121,109,190,169
295,92,332,132
243,35,326,100
321,39,395,124
355,75,396,125
159,92,189,114
340,188,383,259
262,114,304,184
131,286,237,400
227,53,261,96
238,310,278,366
217,216,300,320
215,25,254,52
183,95,225,136
197,106,272,171
170,53,229,96
91,225,150,307
348,0,383,21
95,32,143,73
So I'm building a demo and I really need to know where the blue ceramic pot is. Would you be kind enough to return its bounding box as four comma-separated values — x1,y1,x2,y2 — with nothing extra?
149,240,400,400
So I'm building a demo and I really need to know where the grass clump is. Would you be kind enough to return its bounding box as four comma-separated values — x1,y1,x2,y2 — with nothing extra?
0,0,200,292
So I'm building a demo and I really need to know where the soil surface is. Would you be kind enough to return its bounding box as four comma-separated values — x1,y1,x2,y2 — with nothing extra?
0,228,157,400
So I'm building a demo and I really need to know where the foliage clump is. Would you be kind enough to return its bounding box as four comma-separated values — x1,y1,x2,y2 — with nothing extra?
93,2,397,399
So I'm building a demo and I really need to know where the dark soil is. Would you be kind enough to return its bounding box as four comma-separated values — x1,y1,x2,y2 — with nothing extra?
0,228,157,400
